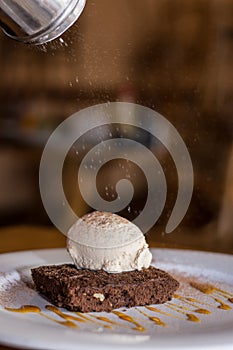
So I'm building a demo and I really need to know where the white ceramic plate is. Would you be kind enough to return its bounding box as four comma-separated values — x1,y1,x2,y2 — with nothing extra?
0,248,233,350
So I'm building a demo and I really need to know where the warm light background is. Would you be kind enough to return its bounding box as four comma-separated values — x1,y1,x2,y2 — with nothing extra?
0,0,232,253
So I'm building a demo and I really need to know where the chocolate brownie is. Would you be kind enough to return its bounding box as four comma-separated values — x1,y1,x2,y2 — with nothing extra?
31,264,179,312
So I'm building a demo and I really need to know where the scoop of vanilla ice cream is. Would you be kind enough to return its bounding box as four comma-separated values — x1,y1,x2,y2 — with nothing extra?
67,211,152,273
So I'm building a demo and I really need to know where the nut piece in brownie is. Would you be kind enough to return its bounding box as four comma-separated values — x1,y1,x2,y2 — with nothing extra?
31,264,179,312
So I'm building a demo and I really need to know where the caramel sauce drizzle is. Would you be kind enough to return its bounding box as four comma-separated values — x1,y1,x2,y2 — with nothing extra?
5,305,78,328
4,282,233,333
5,305,41,314
146,306,183,320
76,312,113,329
185,314,200,322
89,314,131,330
190,282,215,294
45,305,86,323
184,298,213,309
174,295,211,314
136,308,166,327
194,308,211,314
44,317,77,328
165,302,200,322
190,282,233,311
147,304,202,322
112,311,146,332
213,289,233,304
213,298,231,310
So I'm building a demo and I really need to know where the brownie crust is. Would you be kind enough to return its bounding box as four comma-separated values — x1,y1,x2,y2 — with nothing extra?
31,264,179,312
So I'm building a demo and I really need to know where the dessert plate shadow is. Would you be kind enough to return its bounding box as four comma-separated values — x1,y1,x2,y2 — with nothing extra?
0,248,233,350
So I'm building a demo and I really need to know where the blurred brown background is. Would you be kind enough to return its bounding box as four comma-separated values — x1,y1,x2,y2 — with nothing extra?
0,0,232,252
